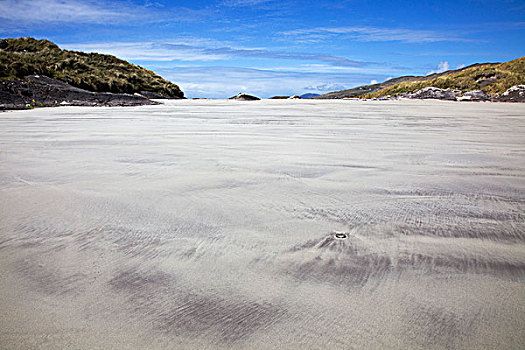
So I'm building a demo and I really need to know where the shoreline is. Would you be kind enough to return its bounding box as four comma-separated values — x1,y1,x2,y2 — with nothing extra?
2,96,524,112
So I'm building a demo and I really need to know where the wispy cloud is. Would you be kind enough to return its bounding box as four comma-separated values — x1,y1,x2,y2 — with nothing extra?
303,83,346,92
283,26,472,43
63,40,376,67
63,41,227,62
0,0,136,24
0,0,205,26
269,63,402,75
221,0,274,7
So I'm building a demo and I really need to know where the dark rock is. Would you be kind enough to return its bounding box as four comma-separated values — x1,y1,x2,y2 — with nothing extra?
269,96,289,99
0,40,8,50
495,85,525,102
288,95,301,99
229,93,260,101
405,87,457,101
0,75,158,110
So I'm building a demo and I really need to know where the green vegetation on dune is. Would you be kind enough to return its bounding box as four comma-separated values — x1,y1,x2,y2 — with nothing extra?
364,57,524,98
0,37,183,98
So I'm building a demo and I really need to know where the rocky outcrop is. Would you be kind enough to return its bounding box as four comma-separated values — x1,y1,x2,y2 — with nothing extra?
229,93,260,101
0,75,157,110
405,87,457,100
402,86,523,102
457,90,489,101
495,85,525,102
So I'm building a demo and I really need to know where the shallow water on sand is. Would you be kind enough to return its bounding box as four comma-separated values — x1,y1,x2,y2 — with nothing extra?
1,99,524,349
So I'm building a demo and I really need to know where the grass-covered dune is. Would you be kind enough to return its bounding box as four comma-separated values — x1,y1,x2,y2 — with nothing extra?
0,37,184,98
364,57,524,99
316,57,524,100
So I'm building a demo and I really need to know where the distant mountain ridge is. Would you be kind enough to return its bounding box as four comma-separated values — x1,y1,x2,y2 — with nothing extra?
300,93,320,99
315,57,524,99
0,37,184,98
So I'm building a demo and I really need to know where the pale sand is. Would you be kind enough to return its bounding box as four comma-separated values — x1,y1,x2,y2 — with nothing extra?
0,99,524,349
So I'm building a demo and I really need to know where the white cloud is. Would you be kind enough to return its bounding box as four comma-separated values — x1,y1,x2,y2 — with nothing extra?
427,61,450,75
438,61,450,72
283,26,471,43
370,79,378,84
456,63,466,69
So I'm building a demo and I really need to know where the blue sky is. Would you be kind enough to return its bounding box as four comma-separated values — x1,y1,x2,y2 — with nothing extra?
1,0,524,98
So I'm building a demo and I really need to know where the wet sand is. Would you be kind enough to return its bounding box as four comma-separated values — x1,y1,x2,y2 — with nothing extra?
0,99,524,349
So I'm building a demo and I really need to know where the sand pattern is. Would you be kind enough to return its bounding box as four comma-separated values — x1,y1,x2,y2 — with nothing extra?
0,99,524,349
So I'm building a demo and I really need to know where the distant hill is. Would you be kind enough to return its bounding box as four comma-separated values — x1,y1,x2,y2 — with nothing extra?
300,93,320,99
315,57,524,99
0,37,184,98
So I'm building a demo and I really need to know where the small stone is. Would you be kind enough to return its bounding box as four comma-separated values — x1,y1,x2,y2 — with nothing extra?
333,232,348,239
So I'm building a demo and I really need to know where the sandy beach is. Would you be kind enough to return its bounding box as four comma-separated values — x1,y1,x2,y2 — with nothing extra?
0,99,524,349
